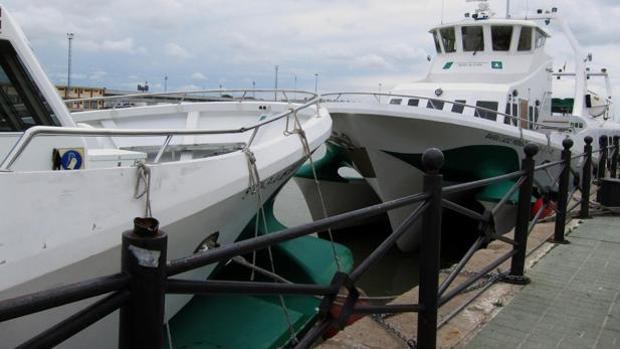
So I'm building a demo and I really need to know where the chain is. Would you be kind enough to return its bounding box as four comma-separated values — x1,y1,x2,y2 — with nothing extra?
371,314,417,348
439,266,505,293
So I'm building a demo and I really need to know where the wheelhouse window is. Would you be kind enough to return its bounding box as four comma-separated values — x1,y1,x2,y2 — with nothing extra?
475,101,498,121
518,27,532,51
440,27,456,53
407,98,419,107
432,31,442,53
0,40,57,132
451,100,466,114
389,98,403,105
427,99,445,110
462,26,484,52
492,26,513,51
535,29,546,48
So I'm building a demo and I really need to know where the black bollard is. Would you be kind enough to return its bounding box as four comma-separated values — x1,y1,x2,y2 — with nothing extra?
612,136,619,178
549,138,572,244
119,217,167,349
580,136,593,219
598,136,608,179
504,143,538,285
416,148,444,349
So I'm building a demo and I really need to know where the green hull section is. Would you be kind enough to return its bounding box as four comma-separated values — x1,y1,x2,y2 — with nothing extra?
164,196,353,349
384,145,520,182
295,142,364,183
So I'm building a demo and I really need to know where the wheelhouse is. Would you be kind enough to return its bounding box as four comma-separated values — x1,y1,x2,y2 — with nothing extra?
430,20,550,55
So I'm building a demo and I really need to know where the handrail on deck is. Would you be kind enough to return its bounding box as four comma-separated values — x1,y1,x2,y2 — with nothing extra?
320,91,574,133
1,95,322,170
65,88,318,105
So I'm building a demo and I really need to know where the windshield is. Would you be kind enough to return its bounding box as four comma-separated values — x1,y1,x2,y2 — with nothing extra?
462,26,484,52
518,27,532,51
440,27,456,53
0,40,57,132
492,26,513,51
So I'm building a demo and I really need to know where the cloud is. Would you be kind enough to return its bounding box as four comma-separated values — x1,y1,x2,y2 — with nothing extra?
164,43,193,60
78,38,146,54
1,0,618,95
352,54,391,69
191,72,207,80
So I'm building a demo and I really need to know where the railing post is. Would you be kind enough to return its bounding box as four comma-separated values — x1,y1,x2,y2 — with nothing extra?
416,148,444,349
580,136,593,219
504,143,538,285
598,136,608,179
612,136,619,178
549,139,573,244
119,217,167,349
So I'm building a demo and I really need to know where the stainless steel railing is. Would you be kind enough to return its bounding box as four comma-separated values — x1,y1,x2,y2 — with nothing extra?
320,91,574,133
1,93,322,171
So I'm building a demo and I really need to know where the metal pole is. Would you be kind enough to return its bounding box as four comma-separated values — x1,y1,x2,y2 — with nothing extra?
580,136,593,218
274,65,279,101
164,75,168,92
252,81,256,98
314,73,318,93
504,143,538,284
417,148,444,349
598,136,608,179
66,33,75,99
612,136,619,178
550,139,573,244
119,217,167,349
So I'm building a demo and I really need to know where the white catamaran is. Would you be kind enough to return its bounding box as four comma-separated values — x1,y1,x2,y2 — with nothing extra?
320,0,619,251
0,5,331,348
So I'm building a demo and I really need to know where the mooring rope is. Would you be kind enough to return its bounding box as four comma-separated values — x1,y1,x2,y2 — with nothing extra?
243,147,299,344
134,162,152,217
286,110,343,272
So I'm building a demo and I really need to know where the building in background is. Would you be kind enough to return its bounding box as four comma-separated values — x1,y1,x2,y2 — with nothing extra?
56,85,106,111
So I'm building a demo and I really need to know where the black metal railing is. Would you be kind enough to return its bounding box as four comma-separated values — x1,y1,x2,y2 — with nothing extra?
0,135,617,349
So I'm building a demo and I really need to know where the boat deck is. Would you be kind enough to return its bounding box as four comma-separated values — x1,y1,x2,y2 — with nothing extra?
465,216,620,349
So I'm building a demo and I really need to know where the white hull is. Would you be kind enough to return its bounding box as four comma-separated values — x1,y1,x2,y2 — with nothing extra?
328,103,568,250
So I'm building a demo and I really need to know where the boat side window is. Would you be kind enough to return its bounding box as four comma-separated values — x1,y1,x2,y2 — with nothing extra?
528,106,534,129
407,98,419,107
432,31,442,54
440,28,456,53
451,100,466,114
474,101,498,121
518,27,532,51
535,29,546,49
492,26,513,51
504,103,511,124
389,98,403,105
427,99,445,110
512,103,518,126
462,26,484,52
0,40,57,132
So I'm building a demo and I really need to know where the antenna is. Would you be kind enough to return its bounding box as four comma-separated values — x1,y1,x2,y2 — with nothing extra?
441,0,445,24
506,0,511,18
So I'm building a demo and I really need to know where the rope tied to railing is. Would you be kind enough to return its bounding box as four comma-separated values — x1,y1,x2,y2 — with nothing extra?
134,162,152,217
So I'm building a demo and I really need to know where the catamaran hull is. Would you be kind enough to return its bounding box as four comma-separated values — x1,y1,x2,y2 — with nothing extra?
329,105,565,251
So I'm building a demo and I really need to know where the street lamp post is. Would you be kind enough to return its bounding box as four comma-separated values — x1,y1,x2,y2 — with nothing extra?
164,75,168,92
314,73,319,93
274,65,279,101
252,80,256,98
66,33,75,99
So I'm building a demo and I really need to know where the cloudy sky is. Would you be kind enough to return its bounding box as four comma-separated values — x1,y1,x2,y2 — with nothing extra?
2,0,619,96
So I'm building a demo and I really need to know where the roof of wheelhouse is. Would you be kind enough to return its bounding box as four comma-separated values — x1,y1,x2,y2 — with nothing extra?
429,18,551,38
